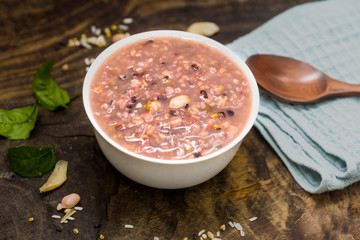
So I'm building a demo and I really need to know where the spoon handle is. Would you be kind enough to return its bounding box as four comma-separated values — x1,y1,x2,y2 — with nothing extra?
326,76,360,97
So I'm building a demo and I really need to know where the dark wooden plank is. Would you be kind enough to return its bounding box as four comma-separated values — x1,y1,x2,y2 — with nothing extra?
3,0,360,239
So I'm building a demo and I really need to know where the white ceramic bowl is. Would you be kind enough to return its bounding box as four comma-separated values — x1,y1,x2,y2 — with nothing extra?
83,30,259,189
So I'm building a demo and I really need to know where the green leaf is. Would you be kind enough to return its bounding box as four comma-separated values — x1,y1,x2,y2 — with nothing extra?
8,145,56,177
0,102,38,139
32,59,70,111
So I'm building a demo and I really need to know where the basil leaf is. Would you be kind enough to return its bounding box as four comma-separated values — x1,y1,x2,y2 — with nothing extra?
8,145,56,177
0,102,38,139
32,59,70,111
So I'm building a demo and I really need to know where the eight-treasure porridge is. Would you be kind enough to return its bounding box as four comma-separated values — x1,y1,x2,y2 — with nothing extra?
90,36,252,160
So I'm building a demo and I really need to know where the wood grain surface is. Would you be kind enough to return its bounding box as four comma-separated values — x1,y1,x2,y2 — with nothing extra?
2,0,360,239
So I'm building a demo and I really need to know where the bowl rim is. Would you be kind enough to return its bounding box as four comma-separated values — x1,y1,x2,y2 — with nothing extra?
83,30,259,165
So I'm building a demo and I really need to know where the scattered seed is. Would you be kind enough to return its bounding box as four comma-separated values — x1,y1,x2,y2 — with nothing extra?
104,27,111,38
28,217,34,222
61,193,81,209
118,24,129,31
85,57,91,65
55,225,62,232
110,24,117,31
125,224,134,229
80,37,92,49
99,234,105,239
216,231,220,237
201,233,207,239
234,222,243,231
228,221,234,228
249,216,257,222
52,215,61,219
67,216,75,221
240,230,245,237
73,228,79,234
198,229,205,236
94,220,102,228
154,237,159,240
91,25,98,34
207,231,214,239
186,22,220,37
123,18,134,24
193,233,199,240
220,224,225,231
74,206,83,211
61,64,69,71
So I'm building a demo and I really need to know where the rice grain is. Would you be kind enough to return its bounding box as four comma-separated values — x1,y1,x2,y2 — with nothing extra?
125,224,134,229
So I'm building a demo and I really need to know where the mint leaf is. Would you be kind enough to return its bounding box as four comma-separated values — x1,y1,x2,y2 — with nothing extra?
0,102,38,139
8,145,56,177
32,59,70,111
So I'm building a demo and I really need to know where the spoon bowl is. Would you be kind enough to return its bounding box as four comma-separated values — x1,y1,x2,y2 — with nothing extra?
246,54,360,103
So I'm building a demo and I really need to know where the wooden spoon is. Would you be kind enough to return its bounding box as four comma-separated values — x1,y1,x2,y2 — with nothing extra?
246,54,360,104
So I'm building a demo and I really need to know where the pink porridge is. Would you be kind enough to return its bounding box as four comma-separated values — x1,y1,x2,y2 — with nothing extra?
90,36,252,160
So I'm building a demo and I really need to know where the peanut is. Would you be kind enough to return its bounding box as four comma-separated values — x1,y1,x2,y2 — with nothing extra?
169,95,190,108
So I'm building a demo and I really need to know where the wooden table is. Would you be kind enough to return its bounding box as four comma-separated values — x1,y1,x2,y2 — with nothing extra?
2,0,360,239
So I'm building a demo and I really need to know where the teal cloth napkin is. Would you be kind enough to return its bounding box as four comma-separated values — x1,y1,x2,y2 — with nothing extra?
227,0,360,194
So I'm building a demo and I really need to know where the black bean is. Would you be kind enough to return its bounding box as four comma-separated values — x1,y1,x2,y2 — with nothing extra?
193,233,199,240
157,95,167,101
126,105,133,109
169,110,179,116
184,103,190,109
200,90,208,99
193,152,202,158
191,63,199,71
131,96,137,103
55,225,62,232
54,41,66,51
133,72,140,77
218,111,226,118
161,61,166,65
227,110,234,116
147,39,154,44
94,221,102,228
